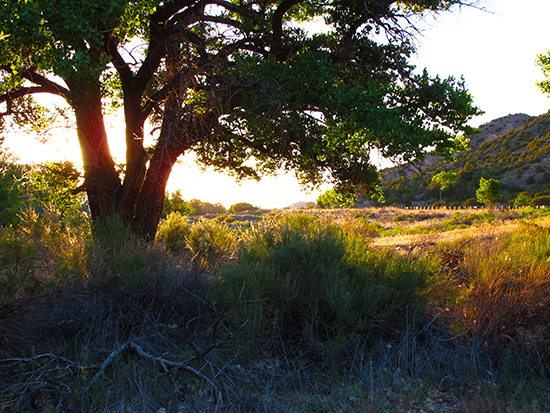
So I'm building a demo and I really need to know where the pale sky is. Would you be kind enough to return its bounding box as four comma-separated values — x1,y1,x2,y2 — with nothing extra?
4,0,550,209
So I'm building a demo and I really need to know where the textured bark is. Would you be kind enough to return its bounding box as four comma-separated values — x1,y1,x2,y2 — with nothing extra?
120,99,148,222
133,144,181,242
72,87,121,219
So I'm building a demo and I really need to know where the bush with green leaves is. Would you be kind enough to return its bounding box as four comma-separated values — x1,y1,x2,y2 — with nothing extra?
513,191,532,207
316,188,356,208
0,147,26,226
162,190,195,218
213,215,439,346
0,208,91,305
24,161,83,217
186,219,236,268
156,212,190,254
89,217,169,287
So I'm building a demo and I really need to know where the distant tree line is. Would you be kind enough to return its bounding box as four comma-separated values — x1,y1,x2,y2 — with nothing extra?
163,190,260,218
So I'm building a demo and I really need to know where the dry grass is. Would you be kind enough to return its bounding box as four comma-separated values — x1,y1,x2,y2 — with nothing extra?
371,221,521,252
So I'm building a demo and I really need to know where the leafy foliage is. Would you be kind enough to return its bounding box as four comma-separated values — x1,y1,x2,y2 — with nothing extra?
316,188,357,208
24,161,83,217
156,212,190,254
513,191,532,207
186,219,236,268
229,202,258,213
476,177,502,208
0,146,26,225
162,191,195,218
536,51,550,96
431,171,459,201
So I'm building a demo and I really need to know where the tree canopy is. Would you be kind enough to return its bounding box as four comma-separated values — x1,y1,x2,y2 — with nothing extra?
317,188,357,208
431,171,459,201
537,51,550,96
1,0,481,240
476,177,501,208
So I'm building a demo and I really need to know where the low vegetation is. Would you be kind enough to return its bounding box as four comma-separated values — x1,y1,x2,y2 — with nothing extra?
1,202,550,412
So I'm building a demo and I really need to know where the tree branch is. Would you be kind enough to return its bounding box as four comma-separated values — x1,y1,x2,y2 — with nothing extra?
207,0,260,20
271,0,304,61
0,86,63,116
1,66,69,99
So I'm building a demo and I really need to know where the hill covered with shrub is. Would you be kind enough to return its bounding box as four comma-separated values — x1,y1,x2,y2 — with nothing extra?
380,111,550,206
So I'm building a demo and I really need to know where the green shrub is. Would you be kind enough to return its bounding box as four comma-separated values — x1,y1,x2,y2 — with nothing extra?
213,215,438,347
0,226,35,304
0,148,26,226
24,161,83,217
439,211,495,231
462,198,479,207
163,190,194,217
156,212,190,253
186,219,236,268
532,195,550,206
513,192,532,207
0,208,92,305
392,213,414,222
229,202,258,213
476,177,502,208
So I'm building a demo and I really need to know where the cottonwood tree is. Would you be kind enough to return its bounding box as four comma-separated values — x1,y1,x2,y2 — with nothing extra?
1,0,482,241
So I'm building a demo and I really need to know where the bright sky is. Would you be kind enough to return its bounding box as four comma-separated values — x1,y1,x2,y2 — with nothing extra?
4,0,550,209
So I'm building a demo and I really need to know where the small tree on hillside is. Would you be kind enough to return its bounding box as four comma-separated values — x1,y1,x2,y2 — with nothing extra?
476,177,502,209
431,171,459,201
513,191,532,207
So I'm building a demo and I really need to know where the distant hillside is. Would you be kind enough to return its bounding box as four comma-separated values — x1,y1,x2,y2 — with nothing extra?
379,111,550,206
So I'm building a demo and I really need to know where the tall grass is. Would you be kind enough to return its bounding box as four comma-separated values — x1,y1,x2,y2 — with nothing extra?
0,209,175,309
443,221,550,364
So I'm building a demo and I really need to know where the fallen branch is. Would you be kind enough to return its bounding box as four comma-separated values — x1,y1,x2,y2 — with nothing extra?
86,341,223,409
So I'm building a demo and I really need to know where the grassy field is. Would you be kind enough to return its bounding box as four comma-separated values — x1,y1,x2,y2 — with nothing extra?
1,207,550,412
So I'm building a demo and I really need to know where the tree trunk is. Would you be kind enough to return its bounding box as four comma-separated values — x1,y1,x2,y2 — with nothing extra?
120,100,148,222
72,87,121,219
133,144,181,242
